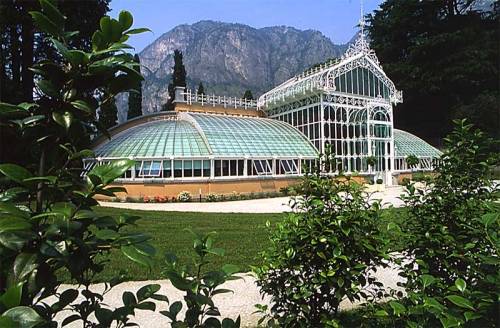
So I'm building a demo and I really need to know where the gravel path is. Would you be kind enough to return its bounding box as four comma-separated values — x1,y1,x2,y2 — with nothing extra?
53,265,404,328
99,186,405,213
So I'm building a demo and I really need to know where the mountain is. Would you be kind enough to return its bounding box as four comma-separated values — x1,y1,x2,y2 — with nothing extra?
119,20,351,118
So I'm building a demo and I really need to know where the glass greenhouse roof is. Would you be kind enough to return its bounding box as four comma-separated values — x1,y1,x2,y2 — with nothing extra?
394,129,441,158
95,120,210,158
190,113,317,157
94,113,318,159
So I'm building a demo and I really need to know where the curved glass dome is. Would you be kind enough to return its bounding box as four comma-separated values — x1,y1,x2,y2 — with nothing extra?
95,119,210,158
190,113,317,157
94,113,317,159
394,129,441,158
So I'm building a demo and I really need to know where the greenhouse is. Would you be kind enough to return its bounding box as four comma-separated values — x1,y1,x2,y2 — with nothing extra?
89,22,441,195
257,23,440,183
89,111,318,183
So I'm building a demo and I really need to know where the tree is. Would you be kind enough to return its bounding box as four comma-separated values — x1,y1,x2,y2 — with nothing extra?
0,3,160,326
367,0,499,144
166,49,187,110
405,154,419,172
242,89,254,100
0,0,111,164
99,96,118,129
255,150,389,326
128,54,142,120
376,120,499,326
197,82,205,95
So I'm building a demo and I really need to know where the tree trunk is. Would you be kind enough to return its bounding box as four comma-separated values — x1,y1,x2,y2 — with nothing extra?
10,25,21,101
21,3,33,102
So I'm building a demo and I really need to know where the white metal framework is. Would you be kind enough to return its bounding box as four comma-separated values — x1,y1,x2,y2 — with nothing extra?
257,25,435,184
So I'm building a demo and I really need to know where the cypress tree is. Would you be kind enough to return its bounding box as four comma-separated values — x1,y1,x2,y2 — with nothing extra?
128,54,142,119
242,89,254,100
166,49,187,110
99,96,118,129
197,82,205,95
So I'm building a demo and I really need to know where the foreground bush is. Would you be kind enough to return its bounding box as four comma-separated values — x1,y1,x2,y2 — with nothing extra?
162,230,241,327
0,2,159,326
254,150,389,327
377,120,499,327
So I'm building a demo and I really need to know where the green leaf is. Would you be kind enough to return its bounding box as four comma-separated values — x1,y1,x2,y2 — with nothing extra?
99,16,112,42
420,274,436,289
0,283,23,309
164,271,192,291
0,202,30,219
118,11,133,30
374,310,388,317
2,306,44,328
88,159,135,185
135,301,156,311
136,284,160,302
29,11,60,37
125,28,151,35
121,245,152,268
95,229,119,240
71,100,94,113
66,50,88,66
389,300,406,316
37,79,59,97
455,278,466,293
0,102,28,118
0,218,31,234
445,295,474,310
170,301,182,315
464,311,481,322
122,291,136,306
222,264,239,276
52,111,73,130
10,253,38,283
40,0,65,26
0,316,18,327
0,164,33,184
481,212,498,228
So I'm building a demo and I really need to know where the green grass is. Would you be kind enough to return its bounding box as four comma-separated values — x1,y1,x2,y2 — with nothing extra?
91,207,284,282
87,206,408,283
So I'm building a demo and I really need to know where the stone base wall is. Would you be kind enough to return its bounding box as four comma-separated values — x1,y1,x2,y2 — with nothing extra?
98,177,300,200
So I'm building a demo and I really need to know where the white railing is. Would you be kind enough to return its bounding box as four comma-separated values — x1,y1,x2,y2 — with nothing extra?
182,89,258,110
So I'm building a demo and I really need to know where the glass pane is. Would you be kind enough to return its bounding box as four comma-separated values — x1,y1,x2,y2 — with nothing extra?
193,160,202,177
174,160,182,178
150,161,161,176
203,160,211,177
184,160,193,177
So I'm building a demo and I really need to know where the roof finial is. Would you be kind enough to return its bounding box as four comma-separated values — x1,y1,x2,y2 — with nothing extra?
359,0,365,38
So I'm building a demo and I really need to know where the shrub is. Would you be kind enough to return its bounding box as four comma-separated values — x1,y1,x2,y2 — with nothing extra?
254,151,389,327
177,191,192,202
279,186,291,196
228,191,240,201
161,230,241,327
377,120,500,327
0,3,159,326
205,193,219,202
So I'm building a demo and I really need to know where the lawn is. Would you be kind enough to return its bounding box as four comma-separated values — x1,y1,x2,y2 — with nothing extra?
90,207,285,282
88,206,407,283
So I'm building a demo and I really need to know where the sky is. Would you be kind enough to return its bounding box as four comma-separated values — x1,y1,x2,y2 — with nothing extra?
110,0,384,53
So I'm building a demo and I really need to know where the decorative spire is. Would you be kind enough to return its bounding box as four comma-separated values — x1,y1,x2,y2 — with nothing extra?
341,0,379,64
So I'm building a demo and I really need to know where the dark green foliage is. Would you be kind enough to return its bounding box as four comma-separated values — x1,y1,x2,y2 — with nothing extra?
161,230,241,327
197,82,205,95
255,151,389,327
405,155,419,172
0,0,111,164
166,49,187,111
242,89,254,100
127,54,143,120
0,2,157,326
99,95,118,129
376,120,500,327
367,0,499,143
